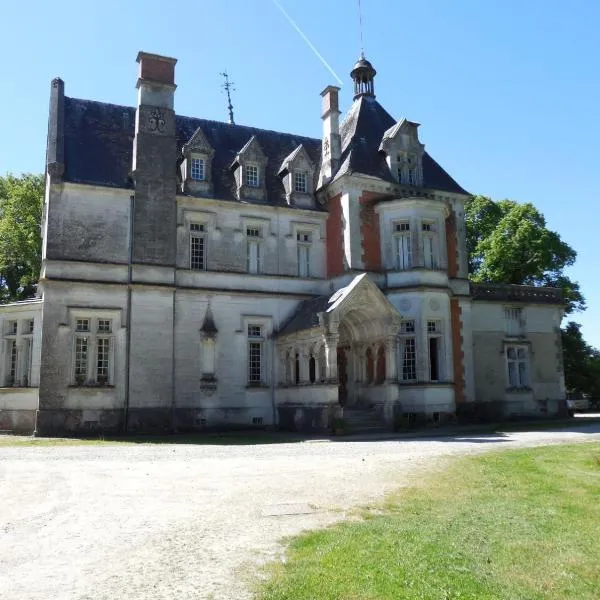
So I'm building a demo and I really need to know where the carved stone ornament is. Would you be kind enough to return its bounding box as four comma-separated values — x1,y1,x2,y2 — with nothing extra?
148,109,166,132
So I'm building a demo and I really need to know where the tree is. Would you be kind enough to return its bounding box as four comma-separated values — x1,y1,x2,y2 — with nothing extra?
562,322,600,398
465,195,585,313
0,174,44,303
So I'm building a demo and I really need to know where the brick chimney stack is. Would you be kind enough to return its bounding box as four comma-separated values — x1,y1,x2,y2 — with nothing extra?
319,85,341,185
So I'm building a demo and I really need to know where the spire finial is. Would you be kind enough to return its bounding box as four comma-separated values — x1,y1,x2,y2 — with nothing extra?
358,0,365,57
220,70,235,125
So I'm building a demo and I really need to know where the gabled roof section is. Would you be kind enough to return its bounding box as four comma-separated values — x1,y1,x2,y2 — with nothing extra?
183,125,214,155
379,118,421,149
61,97,322,206
278,274,400,337
230,134,266,169
334,95,469,194
277,144,314,176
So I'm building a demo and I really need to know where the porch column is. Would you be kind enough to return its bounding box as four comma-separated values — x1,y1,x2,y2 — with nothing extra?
298,347,309,384
324,334,339,382
385,334,398,382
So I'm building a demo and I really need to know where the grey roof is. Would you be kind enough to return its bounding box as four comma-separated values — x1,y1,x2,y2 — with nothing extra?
60,93,467,200
62,97,322,207
278,295,330,336
336,95,469,194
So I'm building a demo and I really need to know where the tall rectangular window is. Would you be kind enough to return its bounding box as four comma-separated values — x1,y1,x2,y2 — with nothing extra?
246,227,262,274
72,317,114,386
394,222,412,270
297,231,311,277
422,222,437,269
245,165,259,187
399,320,416,382
74,337,88,383
427,320,442,381
190,223,206,270
3,318,34,387
507,345,529,388
190,157,205,181
505,307,524,337
294,171,308,193
248,324,263,384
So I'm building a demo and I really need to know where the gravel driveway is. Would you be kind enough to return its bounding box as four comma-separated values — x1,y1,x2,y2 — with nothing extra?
1,424,599,600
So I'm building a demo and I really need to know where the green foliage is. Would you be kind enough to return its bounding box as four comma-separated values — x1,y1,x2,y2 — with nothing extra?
0,173,44,303
562,321,600,397
258,444,600,600
466,195,584,313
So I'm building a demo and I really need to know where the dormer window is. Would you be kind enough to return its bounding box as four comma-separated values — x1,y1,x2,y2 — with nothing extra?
190,157,205,181
245,165,259,188
294,171,308,193
181,126,214,194
277,144,315,207
381,119,425,187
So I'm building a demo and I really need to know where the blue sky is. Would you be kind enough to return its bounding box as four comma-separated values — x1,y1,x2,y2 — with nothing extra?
2,0,598,346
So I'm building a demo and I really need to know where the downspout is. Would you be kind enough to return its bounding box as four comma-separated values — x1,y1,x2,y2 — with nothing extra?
171,288,177,433
123,193,134,434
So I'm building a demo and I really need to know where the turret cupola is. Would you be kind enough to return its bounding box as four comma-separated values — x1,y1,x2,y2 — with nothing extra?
350,53,376,99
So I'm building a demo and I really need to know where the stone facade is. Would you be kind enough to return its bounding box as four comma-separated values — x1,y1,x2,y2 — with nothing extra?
0,51,566,435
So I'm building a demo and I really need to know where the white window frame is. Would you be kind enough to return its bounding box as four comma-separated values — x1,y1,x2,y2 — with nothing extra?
427,319,444,382
294,171,308,193
398,319,417,382
421,221,438,269
296,231,312,277
505,307,524,337
246,226,263,274
71,314,116,387
506,344,530,389
189,222,207,271
247,324,264,385
245,164,260,188
190,156,205,181
393,221,412,270
3,318,34,387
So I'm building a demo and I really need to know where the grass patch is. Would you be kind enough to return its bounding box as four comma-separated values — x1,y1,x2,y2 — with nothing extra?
258,443,600,600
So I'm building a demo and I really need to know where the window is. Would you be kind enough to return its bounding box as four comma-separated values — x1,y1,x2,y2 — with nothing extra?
376,346,386,384
190,157,205,181
427,320,442,382
294,171,308,193
190,223,206,270
297,231,312,277
393,222,412,270
399,320,416,382
4,318,34,387
505,307,524,337
309,355,316,383
365,348,374,384
248,324,264,384
245,165,259,188
421,222,437,269
507,345,529,388
246,227,263,274
72,317,114,386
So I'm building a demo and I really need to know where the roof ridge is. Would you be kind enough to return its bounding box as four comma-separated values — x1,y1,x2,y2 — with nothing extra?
65,95,321,144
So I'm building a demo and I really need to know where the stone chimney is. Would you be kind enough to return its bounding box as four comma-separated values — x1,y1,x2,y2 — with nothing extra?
319,85,341,184
132,51,178,266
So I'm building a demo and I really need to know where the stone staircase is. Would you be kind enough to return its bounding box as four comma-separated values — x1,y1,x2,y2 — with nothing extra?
342,405,389,434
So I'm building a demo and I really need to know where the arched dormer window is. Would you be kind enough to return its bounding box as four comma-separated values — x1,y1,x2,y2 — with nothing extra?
230,135,267,201
278,144,316,208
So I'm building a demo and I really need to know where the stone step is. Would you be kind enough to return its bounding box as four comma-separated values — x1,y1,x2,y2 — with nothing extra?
342,408,388,433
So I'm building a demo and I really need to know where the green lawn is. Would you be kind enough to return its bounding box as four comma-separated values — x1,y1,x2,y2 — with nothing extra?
258,443,600,600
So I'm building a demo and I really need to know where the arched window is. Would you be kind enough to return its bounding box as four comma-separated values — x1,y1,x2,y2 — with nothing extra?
295,353,300,385
376,345,386,384
309,355,316,383
366,347,374,384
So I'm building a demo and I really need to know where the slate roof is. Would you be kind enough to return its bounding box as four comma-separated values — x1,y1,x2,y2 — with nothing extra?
278,295,331,336
335,95,469,194
62,97,322,206
60,93,467,199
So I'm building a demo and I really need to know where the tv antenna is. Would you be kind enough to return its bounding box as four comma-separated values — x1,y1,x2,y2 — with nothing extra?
220,71,235,125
